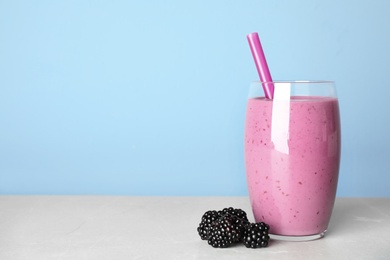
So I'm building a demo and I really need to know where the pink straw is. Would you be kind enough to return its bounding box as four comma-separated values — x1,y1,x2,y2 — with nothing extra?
247,32,274,99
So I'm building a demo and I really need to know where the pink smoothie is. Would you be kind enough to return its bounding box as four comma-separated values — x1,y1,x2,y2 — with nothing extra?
244,96,341,236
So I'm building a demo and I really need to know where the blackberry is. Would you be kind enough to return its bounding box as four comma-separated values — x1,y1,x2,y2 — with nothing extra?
197,210,219,240
218,207,250,242
230,215,250,242
207,214,240,248
218,207,249,222
242,222,270,248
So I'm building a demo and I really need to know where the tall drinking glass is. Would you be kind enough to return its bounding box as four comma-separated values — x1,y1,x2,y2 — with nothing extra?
244,81,341,241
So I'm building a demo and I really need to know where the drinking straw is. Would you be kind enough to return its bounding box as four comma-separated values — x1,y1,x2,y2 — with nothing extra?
247,32,274,99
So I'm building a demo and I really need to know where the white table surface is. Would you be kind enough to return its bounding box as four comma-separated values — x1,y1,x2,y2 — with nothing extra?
0,196,389,260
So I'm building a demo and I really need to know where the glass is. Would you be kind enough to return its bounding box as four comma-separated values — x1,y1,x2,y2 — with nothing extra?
244,81,341,241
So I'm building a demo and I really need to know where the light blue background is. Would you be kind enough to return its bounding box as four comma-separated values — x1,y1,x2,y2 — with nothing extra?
1,1,389,196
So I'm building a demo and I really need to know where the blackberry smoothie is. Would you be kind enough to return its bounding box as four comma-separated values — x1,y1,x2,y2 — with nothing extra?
244,94,341,238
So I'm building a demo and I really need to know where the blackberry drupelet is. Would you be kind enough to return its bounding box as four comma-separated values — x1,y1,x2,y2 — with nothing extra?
242,222,270,248
207,214,240,248
197,210,219,240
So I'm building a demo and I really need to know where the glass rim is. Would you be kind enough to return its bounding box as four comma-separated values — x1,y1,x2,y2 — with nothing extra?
252,80,335,84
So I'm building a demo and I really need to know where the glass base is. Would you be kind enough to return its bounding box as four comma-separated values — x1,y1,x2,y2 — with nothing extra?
270,230,326,242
